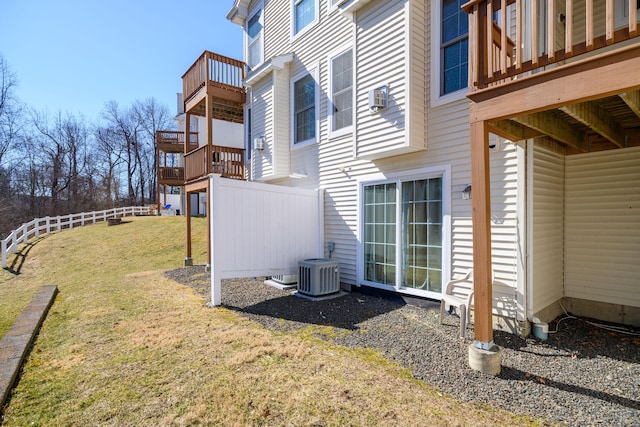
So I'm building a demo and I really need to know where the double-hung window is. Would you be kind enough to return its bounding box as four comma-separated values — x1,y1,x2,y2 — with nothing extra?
363,176,444,295
329,47,353,135
247,8,263,70
441,0,468,95
292,70,317,145
294,0,318,36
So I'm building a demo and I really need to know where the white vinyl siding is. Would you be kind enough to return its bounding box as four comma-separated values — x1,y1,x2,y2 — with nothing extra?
564,146,640,308
355,0,426,160
249,67,291,182
531,144,565,314
250,76,274,179
240,0,521,324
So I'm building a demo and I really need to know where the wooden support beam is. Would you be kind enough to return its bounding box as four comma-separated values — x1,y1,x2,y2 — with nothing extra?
488,119,543,141
184,113,191,155
620,90,640,119
513,111,588,152
206,94,213,147
185,192,192,265
560,101,625,148
470,120,494,345
468,44,640,123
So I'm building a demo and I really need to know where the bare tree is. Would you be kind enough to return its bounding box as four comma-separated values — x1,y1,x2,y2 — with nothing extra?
0,55,22,167
94,125,126,205
101,101,141,205
30,110,90,214
133,97,172,203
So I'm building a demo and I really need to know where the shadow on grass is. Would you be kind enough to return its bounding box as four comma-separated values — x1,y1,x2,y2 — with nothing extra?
4,235,47,275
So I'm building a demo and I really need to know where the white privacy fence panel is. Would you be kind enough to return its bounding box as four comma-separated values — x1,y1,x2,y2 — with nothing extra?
209,175,324,305
1,206,150,268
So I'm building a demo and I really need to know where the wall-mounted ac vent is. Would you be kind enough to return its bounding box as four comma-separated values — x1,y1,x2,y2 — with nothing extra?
271,274,297,285
298,258,340,297
253,136,265,151
368,86,388,112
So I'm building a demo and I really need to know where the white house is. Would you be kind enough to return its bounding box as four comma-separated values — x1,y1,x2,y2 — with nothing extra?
224,0,640,338
225,0,529,335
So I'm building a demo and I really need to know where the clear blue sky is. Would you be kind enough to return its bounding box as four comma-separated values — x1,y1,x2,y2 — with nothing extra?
0,0,243,122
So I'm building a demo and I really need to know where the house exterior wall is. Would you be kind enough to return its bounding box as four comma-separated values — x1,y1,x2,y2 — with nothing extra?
531,144,565,316
235,0,523,326
564,146,640,308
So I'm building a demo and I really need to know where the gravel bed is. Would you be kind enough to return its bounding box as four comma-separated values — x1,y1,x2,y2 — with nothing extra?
164,266,640,426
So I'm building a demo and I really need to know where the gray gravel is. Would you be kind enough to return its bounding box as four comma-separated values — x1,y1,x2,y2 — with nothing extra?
164,266,640,426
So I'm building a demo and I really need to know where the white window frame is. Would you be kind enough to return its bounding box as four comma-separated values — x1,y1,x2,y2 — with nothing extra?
328,0,342,13
615,0,640,28
357,165,452,300
291,0,319,40
328,45,354,139
290,66,320,149
246,4,264,71
430,0,469,107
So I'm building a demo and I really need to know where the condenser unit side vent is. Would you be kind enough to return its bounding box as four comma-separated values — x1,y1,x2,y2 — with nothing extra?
271,274,297,285
298,258,340,297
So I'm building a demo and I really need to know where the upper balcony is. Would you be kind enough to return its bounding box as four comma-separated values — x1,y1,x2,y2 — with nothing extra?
182,51,245,123
184,145,245,183
464,0,639,92
464,0,640,153
156,130,199,153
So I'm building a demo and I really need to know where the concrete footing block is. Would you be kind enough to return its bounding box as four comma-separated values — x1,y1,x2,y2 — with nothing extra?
184,257,193,267
468,343,501,375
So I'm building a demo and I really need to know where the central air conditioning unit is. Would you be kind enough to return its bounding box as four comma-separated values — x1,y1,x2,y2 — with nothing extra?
271,274,297,285
298,258,340,297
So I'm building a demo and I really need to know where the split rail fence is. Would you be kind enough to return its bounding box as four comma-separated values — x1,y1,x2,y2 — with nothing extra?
1,206,151,269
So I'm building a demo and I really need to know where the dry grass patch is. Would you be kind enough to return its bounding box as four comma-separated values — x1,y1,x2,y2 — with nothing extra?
1,216,541,426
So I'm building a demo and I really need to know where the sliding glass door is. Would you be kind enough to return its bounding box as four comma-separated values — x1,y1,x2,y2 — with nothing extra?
362,176,443,294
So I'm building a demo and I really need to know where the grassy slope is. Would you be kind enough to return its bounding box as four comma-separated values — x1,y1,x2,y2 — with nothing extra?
0,216,541,426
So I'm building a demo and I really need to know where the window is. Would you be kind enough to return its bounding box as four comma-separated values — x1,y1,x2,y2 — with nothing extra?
441,0,468,95
294,0,317,35
293,72,317,145
330,48,353,134
363,177,444,294
247,8,263,70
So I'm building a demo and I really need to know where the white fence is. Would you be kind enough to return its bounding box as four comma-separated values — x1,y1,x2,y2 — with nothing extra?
1,206,150,269
209,175,324,305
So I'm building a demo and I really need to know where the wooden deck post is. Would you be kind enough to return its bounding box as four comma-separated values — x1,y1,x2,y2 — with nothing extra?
470,120,493,344
185,191,193,266
469,119,501,374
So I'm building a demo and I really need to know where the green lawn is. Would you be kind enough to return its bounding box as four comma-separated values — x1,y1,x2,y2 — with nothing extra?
0,216,542,426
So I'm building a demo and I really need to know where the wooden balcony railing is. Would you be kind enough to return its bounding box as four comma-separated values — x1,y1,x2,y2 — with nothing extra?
158,167,185,185
464,0,639,90
182,51,245,106
184,145,245,181
156,131,198,153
